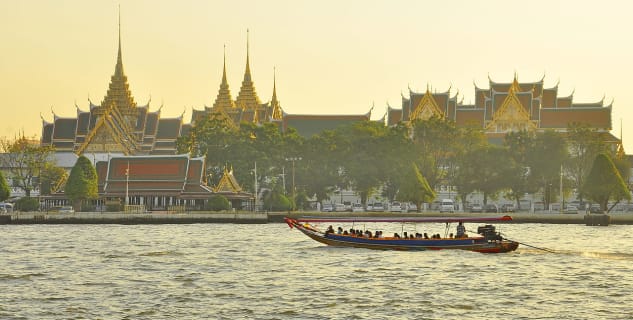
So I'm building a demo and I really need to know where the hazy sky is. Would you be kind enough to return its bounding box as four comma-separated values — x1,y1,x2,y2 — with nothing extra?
1,0,632,149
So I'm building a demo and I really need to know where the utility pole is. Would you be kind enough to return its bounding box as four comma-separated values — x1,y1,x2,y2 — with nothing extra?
125,161,130,206
559,164,563,214
254,161,258,212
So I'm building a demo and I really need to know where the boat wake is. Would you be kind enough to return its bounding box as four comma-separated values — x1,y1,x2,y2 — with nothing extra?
517,247,633,261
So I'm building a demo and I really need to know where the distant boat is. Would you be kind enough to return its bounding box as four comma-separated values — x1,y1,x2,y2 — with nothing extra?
285,216,518,253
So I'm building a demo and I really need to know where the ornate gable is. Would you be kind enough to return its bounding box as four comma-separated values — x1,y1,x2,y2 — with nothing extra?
213,167,243,193
486,83,537,132
410,88,444,121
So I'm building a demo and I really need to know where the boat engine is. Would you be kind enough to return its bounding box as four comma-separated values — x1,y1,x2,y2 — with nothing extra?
477,225,502,241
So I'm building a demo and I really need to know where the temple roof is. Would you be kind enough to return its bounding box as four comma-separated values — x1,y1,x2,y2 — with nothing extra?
213,166,243,193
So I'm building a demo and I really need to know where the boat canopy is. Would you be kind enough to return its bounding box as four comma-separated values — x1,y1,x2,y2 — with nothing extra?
294,216,513,224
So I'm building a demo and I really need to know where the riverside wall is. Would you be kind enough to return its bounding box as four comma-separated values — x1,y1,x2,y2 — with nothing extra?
2,211,633,225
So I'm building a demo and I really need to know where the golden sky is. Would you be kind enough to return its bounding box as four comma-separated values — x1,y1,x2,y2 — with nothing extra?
1,0,632,148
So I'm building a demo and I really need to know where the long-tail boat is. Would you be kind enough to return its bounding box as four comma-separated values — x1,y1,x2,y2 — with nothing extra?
284,216,518,253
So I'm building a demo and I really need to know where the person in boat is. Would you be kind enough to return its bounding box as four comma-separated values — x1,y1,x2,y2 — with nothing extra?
326,225,334,234
456,222,466,238
394,233,401,238
337,227,343,234
423,233,429,239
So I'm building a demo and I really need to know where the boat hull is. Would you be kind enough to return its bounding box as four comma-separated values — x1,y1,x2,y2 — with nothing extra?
285,218,518,253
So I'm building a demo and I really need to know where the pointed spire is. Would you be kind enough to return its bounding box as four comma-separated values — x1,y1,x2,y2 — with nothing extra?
101,6,137,114
236,29,261,110
212,44,236,111
115,5,123,78
270,67,283,120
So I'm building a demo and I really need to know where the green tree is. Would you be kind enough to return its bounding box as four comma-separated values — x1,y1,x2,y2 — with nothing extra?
473,145,513,205
0,171,10,202
0,136,55,197
410,116,459,191
262,183,292,211
503,131,540,209
15,196,39,211
39,163,68,195
64,155,98,211
301,131,341,204
583,153,631,212
452,125,487,209
529,131,568,208
566,123,608,202
397,163,436,211
206,195,231,211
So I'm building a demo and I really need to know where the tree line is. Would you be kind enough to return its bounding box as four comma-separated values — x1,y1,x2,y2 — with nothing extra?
176,114,631,212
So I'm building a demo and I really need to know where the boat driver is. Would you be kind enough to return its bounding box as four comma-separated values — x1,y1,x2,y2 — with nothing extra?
456,221,466,238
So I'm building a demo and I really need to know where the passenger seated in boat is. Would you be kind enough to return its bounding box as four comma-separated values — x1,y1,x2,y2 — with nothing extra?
403,232,408,238
343,230,349,235
394,233,401,238
337,227,343,234
449,233,454,238
409,234,414,239
456,222,466,238
326,225,334,234
365,230,373,238
423,233,429,239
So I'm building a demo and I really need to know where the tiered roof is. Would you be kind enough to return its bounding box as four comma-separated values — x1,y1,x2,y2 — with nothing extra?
388,74,613,138
41,18,184,156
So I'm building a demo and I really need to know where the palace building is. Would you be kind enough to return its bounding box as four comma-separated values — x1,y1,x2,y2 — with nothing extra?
40,26,190,157
387,75,618,144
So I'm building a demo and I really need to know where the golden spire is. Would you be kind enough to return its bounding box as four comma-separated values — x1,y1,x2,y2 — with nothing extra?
236,29,262,110
617,118,626,159
270,67,283,120
212,44,236,110
101,6,137,114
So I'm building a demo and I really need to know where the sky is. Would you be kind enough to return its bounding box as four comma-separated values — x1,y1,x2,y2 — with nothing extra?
1,0,632,149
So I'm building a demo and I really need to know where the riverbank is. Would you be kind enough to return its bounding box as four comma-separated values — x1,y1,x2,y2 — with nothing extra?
2,211,633,225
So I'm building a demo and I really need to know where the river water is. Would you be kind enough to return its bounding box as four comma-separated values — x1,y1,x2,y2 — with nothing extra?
1,222,632,319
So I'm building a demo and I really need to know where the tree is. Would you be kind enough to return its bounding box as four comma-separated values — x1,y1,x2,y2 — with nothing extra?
206,195,231,211
583,153,631,212
452,125,487,209
39,163,68,195
566,123,608,202
529,131,568,208
64,155,98,210
0,135,55,197
397,163,436,211
0,171,10,202
503,131,540,209
410,116,459,191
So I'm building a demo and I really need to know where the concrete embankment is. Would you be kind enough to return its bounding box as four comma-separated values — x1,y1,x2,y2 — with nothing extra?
2,211,633,225
270,211,633,225
1,212,268,224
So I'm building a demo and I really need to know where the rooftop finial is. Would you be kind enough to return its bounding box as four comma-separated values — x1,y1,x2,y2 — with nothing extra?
245,28,251,78
115,4,123,77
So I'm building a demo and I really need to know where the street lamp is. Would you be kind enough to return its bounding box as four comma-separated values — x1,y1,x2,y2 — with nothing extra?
285,157,302,210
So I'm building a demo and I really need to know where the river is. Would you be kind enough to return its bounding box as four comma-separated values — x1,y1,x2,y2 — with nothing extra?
1,222,632,319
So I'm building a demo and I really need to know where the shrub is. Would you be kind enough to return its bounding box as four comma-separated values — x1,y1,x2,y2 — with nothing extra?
207,195,231,211
264,193,292,211
16,197,40,212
